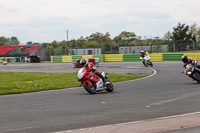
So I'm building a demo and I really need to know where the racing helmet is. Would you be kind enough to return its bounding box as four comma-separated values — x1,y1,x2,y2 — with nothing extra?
140,50,145,53
181,55,188,63
80,59,87,67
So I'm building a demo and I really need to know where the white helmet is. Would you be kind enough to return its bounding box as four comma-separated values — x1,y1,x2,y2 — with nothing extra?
80,59,87,67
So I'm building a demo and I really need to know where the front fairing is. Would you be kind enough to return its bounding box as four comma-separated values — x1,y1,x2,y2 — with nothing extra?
144,55,150,60
77,68,87,81
185,64,194,75
77,67,100,84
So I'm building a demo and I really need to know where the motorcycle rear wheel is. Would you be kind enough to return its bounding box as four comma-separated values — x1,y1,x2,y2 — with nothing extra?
83,82,96,94
192,73,200,83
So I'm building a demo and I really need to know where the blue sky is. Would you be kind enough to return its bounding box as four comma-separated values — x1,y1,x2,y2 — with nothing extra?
0,0,200,44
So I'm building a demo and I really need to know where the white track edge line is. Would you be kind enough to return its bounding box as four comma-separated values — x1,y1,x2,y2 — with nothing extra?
53,111,200,133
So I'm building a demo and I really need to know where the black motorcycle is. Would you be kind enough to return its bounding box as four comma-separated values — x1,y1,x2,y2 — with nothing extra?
184,64,200,83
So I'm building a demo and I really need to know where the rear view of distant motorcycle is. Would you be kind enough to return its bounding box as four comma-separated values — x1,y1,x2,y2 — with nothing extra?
181,55,200,83
139,50,153,67
183,63,200,83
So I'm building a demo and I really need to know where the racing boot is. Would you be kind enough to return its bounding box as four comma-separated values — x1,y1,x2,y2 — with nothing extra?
96,71,110,85
104,78,110,85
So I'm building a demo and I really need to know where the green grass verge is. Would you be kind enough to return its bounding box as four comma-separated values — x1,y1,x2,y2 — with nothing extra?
0,72,149,95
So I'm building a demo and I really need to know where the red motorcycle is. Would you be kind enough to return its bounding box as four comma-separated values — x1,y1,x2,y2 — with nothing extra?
77,67,114,94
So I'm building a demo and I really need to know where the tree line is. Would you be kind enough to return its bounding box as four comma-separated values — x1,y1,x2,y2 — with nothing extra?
1,22,200,53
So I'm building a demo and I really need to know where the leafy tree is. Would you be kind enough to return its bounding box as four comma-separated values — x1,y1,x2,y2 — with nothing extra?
26,41,33,45
0,36,7,45
188,22,198,42
113,36,121,46
100,32,112,52
51,40,59,48
100,32,112,45
9,36,20,45
77,36,86,48
114,31,136,46
120,31,136,41
45,43,54,50
130,40,140,45
87,32,103,44
68,39,77,48
33,42,40,45
85,41,98,48
163,31,172,41
171,23,192,43
58,41,68,48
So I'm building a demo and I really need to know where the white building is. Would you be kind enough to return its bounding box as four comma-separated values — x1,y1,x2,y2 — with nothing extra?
119,44,168,54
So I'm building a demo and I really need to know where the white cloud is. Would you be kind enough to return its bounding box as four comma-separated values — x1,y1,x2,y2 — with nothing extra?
0,0,200,43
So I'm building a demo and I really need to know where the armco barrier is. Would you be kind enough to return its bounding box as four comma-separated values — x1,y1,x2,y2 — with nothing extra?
6,57,9,62
50,53,200,63
163,53,183,61
184,53,200,61
93,55,104,62
0,57,22,63
13,57,15,63
9,57,13,62
72,55,82,59
104,54,123,62
62,56,72,62
123,54,140,61
15,57,20,62
51,56,53,63
1,57,5,62
82,55,93,59
53,56,62,63
149,53,163,61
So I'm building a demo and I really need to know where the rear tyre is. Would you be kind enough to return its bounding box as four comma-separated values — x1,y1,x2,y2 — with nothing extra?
193,73,200,83
105,82,114,92
83,82,96,94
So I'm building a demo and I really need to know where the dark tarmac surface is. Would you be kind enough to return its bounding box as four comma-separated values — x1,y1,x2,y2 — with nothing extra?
0,62,153,75
1,61,200,133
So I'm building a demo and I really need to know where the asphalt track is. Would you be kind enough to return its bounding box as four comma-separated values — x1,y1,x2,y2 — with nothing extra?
0,62,200,133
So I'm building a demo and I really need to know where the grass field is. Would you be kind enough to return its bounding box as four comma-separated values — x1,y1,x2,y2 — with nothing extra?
0,72,149,95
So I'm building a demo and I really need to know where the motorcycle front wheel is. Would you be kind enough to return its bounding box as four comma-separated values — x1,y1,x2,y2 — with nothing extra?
149,61,153,67
83,82,96,94
105,82,114,92
142,60,147,67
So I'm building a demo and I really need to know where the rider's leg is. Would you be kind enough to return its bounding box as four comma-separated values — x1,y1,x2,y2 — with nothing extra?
95,71,110,84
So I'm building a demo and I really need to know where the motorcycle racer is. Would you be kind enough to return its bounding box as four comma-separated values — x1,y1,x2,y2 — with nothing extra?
80,59,110,85
181,55,199,73
139,50,147,58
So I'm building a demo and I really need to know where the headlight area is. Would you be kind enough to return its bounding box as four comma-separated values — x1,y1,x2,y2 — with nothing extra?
187,71,192,75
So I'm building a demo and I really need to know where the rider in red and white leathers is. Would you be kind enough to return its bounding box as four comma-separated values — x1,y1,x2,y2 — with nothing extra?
80,59,110,85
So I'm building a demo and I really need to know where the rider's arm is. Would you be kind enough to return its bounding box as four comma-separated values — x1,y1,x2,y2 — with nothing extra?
182,59,194,73
192,59,198,65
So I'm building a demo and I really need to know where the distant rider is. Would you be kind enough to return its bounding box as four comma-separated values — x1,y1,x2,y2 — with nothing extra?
181,55,199,73
140,50,147,59
80,59,110,85
139,50,148,66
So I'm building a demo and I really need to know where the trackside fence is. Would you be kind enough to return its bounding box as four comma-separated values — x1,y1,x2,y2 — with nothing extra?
50,53,200,63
